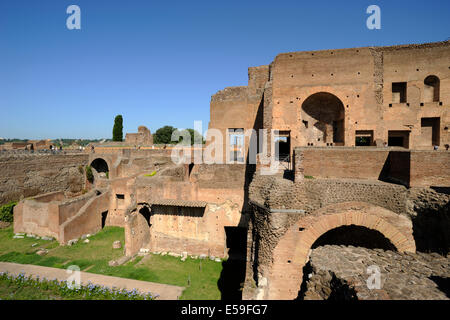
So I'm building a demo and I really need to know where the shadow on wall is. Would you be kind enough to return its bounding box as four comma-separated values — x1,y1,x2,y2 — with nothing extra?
296,261,358,301
412,201,450,256
217,93,264,300
378,151,410,187
217,228,248,300
429,276,450,298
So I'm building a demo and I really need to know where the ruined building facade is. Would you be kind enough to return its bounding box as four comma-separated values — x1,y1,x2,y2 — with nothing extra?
209,41,450,162
9,41,450,300
125,126,153,146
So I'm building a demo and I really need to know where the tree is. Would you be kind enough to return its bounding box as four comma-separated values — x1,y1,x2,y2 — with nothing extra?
174,128,205,145
112,115,123,141
153,126,177,144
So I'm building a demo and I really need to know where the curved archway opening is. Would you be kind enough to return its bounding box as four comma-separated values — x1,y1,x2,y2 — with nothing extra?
311,225,397,251
139,206,151,228
424,75,440,102
90,158,109,178
298,225,396,300
301,92,345,146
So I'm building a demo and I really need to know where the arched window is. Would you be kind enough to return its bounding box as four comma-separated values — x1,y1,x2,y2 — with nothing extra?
301,92,345,145
424,75,440,102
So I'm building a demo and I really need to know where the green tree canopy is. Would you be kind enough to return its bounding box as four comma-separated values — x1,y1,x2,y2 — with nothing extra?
153,126,177,144
153,126,205,145
112,115,123,141
174,128,205,145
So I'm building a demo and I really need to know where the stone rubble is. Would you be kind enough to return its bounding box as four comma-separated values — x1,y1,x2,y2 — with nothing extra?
303,245,450,300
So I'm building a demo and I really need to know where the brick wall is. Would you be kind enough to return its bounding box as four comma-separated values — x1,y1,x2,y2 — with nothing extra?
293,147,390,181
293,147,449,188
410,151,450,187
0,154,88,205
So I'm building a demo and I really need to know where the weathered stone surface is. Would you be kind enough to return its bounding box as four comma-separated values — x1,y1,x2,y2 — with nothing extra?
303,245,450,300
112,240,122,249
68,239,78,246
0,154,88,205
36,249,48,256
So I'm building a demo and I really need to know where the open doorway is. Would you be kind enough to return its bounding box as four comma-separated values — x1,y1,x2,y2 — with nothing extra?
218,227,248,300
101,211,108,228
388,130,410,148
274,131,291,162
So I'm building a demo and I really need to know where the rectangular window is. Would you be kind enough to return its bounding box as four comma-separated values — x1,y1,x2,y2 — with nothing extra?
228,128,244,163
116,194,125,209
388,130,410,148
392,82,407,103
355,130,374,146
274,131,291,162
421,118,440,146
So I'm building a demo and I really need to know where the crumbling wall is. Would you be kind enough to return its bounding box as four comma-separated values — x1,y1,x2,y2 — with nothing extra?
124,201,243,258
59,190,110,244
125,126,153,146
250,174,409,215
13,190,100,241
13,193,60,239
0,153,88,205
245,172,450,300
304,245,450,300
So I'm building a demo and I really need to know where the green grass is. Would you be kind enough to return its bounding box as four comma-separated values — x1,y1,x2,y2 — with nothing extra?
304,175,315,179
0,278,65,300
0,273,155,300
0,226,223,299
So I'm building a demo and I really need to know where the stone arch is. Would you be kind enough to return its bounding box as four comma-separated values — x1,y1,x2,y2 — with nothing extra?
310,225,397,251
424,75,440,102
91,158,109,173
124,203,152,257
90,158,110,180
266,202,415,300
301,92,345,146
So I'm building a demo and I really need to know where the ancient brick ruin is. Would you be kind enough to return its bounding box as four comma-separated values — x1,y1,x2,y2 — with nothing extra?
125,126,153,146
5,41,450,300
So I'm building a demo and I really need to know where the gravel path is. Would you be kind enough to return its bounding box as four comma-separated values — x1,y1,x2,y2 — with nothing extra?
0,262,185,300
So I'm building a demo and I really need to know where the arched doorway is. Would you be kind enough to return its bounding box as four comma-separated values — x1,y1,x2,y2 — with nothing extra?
301,92,345,146
311,225,397,251
90,158,109,179
266,202,416,300
296,225,398,299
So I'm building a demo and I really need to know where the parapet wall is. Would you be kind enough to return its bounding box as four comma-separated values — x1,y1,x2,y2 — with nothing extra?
293,147,450,187
410,151,450,187
293,147,392,181
0,153,89,205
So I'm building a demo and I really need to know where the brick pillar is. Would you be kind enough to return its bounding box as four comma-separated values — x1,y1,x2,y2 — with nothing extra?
294,149,304,182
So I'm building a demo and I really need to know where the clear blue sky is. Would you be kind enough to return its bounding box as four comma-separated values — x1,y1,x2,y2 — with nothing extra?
0,0,449,139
